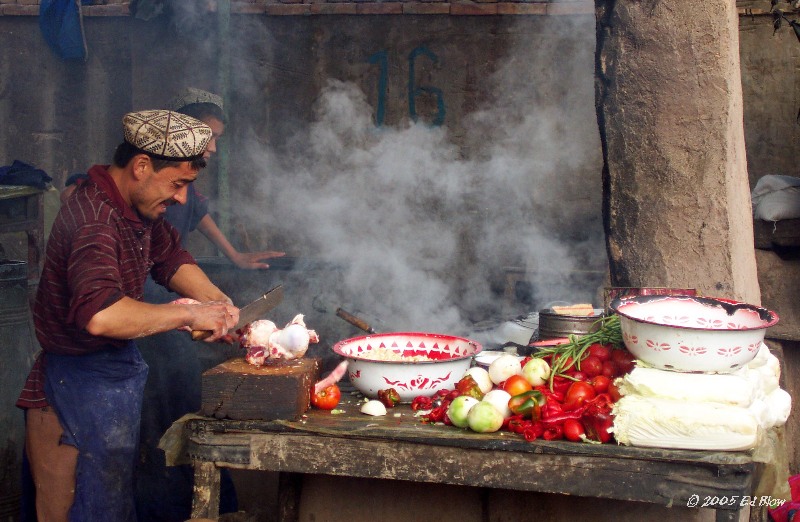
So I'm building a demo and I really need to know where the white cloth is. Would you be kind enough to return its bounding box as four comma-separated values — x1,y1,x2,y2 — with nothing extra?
751,174,800,221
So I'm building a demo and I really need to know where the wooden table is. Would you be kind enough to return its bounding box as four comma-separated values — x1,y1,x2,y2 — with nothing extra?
179,391,765,522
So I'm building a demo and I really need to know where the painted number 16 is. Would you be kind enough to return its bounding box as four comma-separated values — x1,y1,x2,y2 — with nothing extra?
368,46,446,127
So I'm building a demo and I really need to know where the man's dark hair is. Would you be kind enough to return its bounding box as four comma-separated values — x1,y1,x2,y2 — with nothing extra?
112,141,207,171
177,102,227,125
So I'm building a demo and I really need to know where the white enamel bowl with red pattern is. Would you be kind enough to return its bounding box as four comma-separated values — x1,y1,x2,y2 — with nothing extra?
610,295,779,373
332,332,482,402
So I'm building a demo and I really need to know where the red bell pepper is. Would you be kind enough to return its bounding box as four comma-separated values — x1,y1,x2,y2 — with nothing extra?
506,416,529,434
523,422,545,441
455,375,484,400
377,388,400,408
411,396,433,412
542,424,564,440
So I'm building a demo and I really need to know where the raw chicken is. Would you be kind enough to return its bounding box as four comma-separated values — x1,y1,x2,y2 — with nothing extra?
241,314,319,366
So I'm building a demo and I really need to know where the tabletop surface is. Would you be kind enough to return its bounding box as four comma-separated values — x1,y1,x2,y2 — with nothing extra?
185,386,757,467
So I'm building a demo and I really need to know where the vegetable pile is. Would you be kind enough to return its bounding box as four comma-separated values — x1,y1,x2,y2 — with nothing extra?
411,315,635,443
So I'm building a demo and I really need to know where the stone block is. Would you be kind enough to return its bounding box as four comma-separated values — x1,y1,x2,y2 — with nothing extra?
402,2,449,14
451,0,498,14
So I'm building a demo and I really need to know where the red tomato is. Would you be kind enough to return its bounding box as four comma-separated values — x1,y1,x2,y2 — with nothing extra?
611,349,636,374
588,343,612,362
311,384,342,410
591,375,611,394
563,419,586,442
565,370,588,382
503,374,533,396
608,381,622,402
579,355,603,377
601,360,619,379
563,381,597,411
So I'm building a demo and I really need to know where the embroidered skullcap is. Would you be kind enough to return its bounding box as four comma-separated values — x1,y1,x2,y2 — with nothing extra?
122,110,211,161
168,87,224,113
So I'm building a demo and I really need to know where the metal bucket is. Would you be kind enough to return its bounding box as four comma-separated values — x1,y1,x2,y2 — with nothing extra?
0,260,38,520
537,308,605,340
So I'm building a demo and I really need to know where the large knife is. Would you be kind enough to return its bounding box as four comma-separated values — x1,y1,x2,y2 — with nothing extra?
233,284,284,330
191,284,284,340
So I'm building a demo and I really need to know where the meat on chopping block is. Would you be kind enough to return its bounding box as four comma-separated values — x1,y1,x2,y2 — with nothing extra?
201,357,321,421
240,314,319,366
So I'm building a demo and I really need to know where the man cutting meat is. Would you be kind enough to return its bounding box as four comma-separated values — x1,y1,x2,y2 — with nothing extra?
16,109,239,521
135,88,281,520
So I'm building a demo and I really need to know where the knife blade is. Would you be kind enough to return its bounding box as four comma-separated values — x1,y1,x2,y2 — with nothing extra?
191,284,284,340
234,284,284,331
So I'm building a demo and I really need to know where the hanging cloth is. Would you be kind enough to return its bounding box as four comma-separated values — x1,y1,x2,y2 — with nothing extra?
39,0,88,61
43,342,149,521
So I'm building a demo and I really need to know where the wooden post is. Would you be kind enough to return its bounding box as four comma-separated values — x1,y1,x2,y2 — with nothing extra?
595,0,761,304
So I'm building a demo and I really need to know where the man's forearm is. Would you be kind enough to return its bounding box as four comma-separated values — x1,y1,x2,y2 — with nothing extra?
168,263,231,303
197,214,240,260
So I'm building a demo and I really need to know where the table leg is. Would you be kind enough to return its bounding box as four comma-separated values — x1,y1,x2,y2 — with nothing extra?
277,472,303,522
192,461,221,519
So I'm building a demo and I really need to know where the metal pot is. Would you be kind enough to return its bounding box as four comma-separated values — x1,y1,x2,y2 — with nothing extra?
537,308,605,340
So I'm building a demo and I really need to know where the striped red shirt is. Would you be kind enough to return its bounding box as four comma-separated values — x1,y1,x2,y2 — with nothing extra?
16,165,196,409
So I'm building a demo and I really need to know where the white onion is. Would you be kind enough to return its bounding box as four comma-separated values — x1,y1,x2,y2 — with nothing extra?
482,389,512,418
360,400,387,416
488,354,523,385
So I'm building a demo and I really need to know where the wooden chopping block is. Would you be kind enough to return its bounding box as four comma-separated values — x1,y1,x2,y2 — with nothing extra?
200,357,321,421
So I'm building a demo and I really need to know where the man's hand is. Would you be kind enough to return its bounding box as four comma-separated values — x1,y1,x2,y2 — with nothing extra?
183,301,240,342
229,250,286,270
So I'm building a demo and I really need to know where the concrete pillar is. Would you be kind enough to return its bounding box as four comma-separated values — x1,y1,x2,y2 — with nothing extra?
595,0,760,303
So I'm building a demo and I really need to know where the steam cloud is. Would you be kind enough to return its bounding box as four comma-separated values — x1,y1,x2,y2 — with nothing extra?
227,16,606,338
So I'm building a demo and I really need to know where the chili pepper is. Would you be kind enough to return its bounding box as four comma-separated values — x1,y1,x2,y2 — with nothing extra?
434,389,451,399
377,388,400,408
508,390,543,420
506,416,533,434
542,410,585,426
551,375,573,396
523,422,544,442
442,410,453,426
421,404,448,424
411,396,433,412
535,386,564,404
541,400,564,418
582,409,614,443
542,424,564,441
455,375,484,400
446,389,461,401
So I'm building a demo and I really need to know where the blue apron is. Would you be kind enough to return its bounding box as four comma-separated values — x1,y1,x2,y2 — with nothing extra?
43,341,148,521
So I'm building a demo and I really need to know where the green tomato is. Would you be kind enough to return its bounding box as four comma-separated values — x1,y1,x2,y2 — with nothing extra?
447,395,480,428
467,401,505,433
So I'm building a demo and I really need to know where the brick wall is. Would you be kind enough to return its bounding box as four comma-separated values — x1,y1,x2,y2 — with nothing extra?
0,0,594,16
